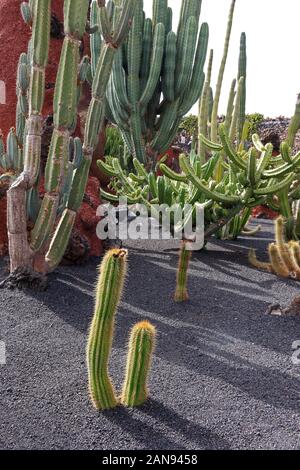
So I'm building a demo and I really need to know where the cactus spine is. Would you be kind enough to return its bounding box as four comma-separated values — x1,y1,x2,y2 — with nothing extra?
106,0,209,164
174,241,192,302
121,321,156,408
87,249,128,410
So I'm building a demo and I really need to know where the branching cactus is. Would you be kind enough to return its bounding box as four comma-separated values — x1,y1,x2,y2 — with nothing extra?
249,217,300,280
174,241,192,302
4,0,136,287
105,0,209,165
87,248,128,411
121,321,156,408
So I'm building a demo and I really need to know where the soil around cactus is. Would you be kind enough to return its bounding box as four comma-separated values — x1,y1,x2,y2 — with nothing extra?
0,219,299,450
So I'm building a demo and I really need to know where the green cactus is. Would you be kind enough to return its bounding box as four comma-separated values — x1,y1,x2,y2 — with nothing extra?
174,241,192,302
121,320,156,407
105,0,209,164
287,93,300,149
5,0,137,281
210,0,236,143
87,248,128,411
237,32,247,140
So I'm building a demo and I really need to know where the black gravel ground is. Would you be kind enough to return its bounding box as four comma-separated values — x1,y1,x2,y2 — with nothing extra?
0,220,299,450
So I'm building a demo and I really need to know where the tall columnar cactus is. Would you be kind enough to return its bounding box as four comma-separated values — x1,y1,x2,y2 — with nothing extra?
121,321,156,408
105,0,209,165
210,0,236,143
174,241,192,302
5,0,136,284
87,248,128,410
237,32,247,140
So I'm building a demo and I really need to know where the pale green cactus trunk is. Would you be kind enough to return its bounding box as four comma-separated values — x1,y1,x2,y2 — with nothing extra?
210,0,236,144
105,0,209,165
198,49,213,162
87,249,128,411
121,321,156,407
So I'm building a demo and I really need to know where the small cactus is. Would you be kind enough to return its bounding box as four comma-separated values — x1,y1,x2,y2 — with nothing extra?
86,248,128,411
174,241,192,302
121,321,156,408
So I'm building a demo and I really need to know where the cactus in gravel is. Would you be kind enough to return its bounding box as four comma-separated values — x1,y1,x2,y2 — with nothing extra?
121,321,156,408
5,0,136,284
210,0,236,143
105,0,209,165
237,32,247,140
174,241,192,302
249,217,300,280
87,248,128,411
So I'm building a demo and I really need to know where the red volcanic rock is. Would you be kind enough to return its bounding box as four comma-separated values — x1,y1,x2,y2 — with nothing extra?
75,176,102,257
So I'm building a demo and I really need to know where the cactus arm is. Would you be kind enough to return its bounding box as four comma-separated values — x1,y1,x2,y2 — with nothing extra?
87,249,128,410
121,321,156,407
30,0,89,256
254,173,296,196
224,79,236,132
7,0,51,273
229,76,244,143
90,0,102,77
198,49,213,161
175,17,198,97
179,154,240,205
140,23,165,109
162,31,176,102
249,249,272,273
211,0,236,143
237,33,247,139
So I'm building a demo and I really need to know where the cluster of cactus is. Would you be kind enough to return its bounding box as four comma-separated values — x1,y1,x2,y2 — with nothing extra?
87,249,156,410
104,126,131,170
249,216,300,280
5,0,137,279
102,0,209,165
99,125,300,239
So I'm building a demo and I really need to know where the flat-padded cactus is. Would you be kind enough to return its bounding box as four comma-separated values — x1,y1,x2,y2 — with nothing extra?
121,320,156,407
87,248,128,410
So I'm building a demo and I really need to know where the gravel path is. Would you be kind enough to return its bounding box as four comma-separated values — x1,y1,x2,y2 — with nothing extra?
0,220,299,450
